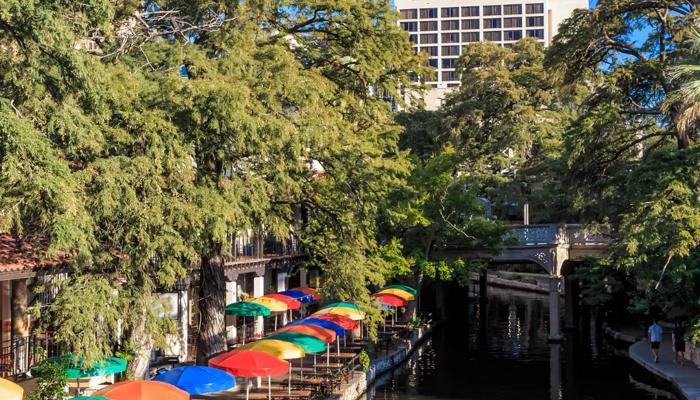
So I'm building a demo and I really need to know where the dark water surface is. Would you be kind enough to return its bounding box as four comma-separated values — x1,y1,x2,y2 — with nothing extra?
368,288,676,400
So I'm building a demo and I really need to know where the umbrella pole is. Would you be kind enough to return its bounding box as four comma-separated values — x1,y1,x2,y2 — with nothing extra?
327,346,330,364
337,339,340,355
246,379,251,400
275,314,278,331
288,363,292,394
268,376,271,400
243,317,247,344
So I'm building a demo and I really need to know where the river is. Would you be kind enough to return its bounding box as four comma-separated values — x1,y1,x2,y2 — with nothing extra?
368,287,677,400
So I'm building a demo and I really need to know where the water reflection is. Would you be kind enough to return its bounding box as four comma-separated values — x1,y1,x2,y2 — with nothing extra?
370,287,677,400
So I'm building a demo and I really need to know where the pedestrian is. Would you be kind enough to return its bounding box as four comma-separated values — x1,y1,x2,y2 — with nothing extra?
672,318,686,366
648,318,663,363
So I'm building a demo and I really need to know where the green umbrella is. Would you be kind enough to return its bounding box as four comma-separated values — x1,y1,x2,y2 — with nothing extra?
384,284,417,296
319,302,360,311
265,332,326,353
225,301,271,317
33,355,127,379
71,397,110,400
225,301,272,344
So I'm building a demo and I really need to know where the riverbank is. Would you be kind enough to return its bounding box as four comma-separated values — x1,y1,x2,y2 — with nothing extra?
329,323,435,400
605,326,700,400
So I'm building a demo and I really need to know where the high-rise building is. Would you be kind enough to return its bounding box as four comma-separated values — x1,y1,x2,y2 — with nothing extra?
396,0,587,109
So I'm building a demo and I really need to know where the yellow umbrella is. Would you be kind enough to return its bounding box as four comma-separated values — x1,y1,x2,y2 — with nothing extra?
312,306,365,321
233,339,305,360
246,297,288,312
377,288,415,301
0,377,23,400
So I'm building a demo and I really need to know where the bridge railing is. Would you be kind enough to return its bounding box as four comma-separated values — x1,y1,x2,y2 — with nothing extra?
505,224,610,246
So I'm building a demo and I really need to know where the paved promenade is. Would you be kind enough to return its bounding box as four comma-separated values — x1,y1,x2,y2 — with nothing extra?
629,335,700,400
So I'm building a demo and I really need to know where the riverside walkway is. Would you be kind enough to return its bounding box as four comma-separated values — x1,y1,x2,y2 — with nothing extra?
629,335,700,400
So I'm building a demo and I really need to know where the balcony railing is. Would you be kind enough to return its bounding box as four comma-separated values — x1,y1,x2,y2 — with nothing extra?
0,333,63,379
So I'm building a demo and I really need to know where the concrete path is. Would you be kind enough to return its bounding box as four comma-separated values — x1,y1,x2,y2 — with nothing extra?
629,335,700,400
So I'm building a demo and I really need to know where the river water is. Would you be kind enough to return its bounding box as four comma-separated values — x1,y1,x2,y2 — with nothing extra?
368,287,676,400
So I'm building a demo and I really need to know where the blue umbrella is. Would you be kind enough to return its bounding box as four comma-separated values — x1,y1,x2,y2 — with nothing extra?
152,366,235,395
287,318,345,337
280,290,313,303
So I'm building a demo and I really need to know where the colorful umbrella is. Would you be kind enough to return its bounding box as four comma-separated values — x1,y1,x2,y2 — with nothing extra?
377,288,415,301
32,355,127,379
292,287,322,300
373,293,407,307
274,324,336,343
225,301,272,343
314,313,359,330
279,290,313,303
209,350,289,377
0,377,23,400
383,284,417,296
266,332,327,354
233,339,305,360
93,380,188,400
209,350,291,400
287,318,346,336
320,302,360,311
312,306,365,321
264,293,301,310
225,301,271,317
246,297,288,312
152,366,235,395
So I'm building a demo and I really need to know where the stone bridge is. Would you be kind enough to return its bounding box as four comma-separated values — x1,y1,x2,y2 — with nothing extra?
436,224,610,341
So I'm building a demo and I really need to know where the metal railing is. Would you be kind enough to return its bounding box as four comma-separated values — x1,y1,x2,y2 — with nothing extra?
0,333,63,379
505,224,610,246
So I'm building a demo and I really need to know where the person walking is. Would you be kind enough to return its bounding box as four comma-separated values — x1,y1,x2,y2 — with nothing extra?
648,318,663,363
672,318,686,366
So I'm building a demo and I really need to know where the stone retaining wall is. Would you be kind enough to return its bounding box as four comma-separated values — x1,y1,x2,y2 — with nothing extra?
329,325,434,400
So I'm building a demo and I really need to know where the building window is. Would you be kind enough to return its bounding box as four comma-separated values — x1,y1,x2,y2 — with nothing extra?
409,34,418,44
462,32,480,42
483,18,502,29
462,19,480,30
441,20,459,30
526,3,544,14
442,58,458,68
462,6,479,16
441,7,459,18
503,4,523,14
504,30,522,41
526,16,544,26
483,5,502,16
442,70,457,81
420,34,438,44
442,45,460,56
526,29,544,39
400,9,417,19
420,21,438,31
400,22,418,31
420,46,438,56
503,17,522,28
441,33,460,43
427,58,439,68
484,31,502,41
420,8,438,18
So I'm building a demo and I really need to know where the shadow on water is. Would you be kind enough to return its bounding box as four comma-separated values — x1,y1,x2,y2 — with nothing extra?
368,287,677,400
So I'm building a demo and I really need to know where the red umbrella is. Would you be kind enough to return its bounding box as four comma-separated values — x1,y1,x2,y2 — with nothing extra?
314,313,358,330
93,381,188,400
373,293,407,307
209,350,289,377
264,293,301,310
292,287,322,301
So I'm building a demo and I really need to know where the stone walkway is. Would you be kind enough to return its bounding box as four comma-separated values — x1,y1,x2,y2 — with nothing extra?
629,334,700,400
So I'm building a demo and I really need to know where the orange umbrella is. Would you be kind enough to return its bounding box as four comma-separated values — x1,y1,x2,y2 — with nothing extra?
274,324,337,343
93,381,188,400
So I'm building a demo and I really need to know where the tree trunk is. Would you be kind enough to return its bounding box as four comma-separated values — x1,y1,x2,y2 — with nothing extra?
677,132,689,150
197,246,227,364
127,306,153,380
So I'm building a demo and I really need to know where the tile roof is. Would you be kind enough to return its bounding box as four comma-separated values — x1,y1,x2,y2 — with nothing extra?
0,233,66,274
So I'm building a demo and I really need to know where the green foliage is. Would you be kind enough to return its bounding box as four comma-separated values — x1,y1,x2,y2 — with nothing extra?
28,359,68,400
358,350,371,373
